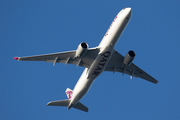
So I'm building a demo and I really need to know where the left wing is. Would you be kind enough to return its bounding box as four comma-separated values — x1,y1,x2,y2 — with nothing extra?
105,50,158,84
14,47,100,68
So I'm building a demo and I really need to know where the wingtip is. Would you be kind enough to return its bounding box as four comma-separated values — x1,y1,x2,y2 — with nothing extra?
13,57,19,61
46,102,50,106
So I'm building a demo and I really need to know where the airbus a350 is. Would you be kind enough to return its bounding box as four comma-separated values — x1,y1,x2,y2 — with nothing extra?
14,7,158,112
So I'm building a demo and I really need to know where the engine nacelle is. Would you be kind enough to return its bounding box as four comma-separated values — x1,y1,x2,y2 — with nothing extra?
74,42,89,58
123,50,136,66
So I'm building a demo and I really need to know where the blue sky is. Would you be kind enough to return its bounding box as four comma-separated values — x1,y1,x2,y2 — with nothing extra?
1,0,180,119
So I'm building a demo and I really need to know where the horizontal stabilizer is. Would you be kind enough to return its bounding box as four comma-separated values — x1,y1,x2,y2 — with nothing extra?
73,102,88,112
47,99,88,112
47,99,70,106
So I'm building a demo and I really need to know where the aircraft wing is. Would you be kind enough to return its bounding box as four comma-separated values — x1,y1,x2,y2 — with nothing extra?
15,47,100,68
105,50,158,84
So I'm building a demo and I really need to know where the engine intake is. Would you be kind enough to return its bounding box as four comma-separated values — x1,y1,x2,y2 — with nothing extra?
123,50,136,66
74,42,89,58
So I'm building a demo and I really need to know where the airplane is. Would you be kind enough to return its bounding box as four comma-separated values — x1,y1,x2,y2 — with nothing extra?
14,7,158,112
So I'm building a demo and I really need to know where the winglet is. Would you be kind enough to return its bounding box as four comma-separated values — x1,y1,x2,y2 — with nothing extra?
13,57,20,61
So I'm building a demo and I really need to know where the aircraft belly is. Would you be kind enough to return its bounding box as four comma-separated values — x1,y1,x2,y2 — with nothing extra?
71,48,114,106
87,48,113,79
71,68,95,105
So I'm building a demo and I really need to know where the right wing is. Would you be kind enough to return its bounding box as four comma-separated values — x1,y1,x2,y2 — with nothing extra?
15,47,100,68
105,50,158,84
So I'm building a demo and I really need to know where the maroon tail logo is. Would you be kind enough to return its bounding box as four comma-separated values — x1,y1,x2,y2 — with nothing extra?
66,91,73,99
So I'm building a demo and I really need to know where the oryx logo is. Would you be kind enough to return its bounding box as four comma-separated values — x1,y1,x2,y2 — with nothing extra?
66,91,73,99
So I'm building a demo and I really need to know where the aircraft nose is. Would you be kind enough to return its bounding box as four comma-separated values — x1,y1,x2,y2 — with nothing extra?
125,7,131,11
124,7,132,19
125,7,132,14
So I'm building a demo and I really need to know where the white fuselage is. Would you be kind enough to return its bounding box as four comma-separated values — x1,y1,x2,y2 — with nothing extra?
68,8,132,109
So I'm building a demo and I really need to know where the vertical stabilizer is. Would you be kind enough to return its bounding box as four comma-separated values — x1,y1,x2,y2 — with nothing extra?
65,88,73,100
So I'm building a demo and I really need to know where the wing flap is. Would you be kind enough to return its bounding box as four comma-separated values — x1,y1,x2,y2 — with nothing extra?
46,59,90,68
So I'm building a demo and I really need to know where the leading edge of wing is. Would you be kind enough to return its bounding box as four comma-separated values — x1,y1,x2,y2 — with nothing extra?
14,47,100,68
16,50,75,61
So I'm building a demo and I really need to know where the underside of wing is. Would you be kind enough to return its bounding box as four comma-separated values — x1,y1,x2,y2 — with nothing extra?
105,50,158,84
15,47,100,68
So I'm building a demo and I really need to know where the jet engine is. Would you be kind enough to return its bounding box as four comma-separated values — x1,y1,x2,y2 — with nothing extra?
74,42,89,58
123,50,136,66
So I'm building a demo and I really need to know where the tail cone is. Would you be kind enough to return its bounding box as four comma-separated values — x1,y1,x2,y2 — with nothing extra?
68,104,74,110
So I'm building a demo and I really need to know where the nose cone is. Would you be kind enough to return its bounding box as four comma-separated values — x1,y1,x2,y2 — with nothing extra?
125,7,132,15
125,7,131,12
124,7,132,19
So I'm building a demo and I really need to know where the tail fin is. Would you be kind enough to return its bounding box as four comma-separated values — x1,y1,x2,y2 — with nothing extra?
65,88,73,100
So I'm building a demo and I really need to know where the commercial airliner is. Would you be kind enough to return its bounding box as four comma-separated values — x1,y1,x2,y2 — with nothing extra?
14,8,158,112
